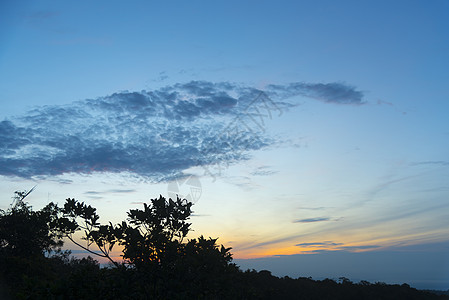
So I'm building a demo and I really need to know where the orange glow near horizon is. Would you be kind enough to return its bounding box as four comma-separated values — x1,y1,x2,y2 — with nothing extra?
65,223,448,262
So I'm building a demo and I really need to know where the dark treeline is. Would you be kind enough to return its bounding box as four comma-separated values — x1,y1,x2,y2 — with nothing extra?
2,256,448,299
0,190,447,299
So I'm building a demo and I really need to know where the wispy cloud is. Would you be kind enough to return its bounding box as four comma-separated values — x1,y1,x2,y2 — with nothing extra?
224,176,261,191
296,241,343,247
297,206,331,211
84,191,101,195
339,245,380,251
0,80,364,181
250,166,278,176
410,161,449,167
267,82,365,105
129,201,145,205
293,217,331,223
107,189,136,193
294,243,381,252
83,189,136,200
241,235,306,250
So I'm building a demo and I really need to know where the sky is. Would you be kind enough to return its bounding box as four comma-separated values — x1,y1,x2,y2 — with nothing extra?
1,0,449,290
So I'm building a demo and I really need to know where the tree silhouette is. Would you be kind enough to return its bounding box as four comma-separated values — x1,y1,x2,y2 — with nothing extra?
115,195,193,269
0,188,63,257
55,197,119,266
56,195,196,268
56,195,234,269
56,195,238,297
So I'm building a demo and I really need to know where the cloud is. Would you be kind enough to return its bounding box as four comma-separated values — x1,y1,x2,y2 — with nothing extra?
84,191,101,195
129,201,145,205
267,82,364,104
107,189,136,193
54,178,73,184
295,241,379,251
339,245,380,251
250,166,279,176
243,235,305,250
294,242,381,251
411,161,449,167
0,80,364,181
224,176,261,191
293,217,331,223
297,206,331,211
83,191,103,200
83,189,136,199
296,241,343,247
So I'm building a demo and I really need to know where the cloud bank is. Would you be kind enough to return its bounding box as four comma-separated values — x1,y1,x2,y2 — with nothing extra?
0,80,364,181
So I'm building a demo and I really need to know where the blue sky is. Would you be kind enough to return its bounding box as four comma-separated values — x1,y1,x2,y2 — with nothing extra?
1,0,449,290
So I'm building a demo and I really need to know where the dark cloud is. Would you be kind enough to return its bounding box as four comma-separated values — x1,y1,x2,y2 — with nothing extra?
0,80,364,181
293,217,331,223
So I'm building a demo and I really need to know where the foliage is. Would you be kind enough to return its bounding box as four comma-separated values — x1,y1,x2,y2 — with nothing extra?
57,195,198,269
54,197,119,266
113,195,193,269
0,188,63,257
57,195,239,297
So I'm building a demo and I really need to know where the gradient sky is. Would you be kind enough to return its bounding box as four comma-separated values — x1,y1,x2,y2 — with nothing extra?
1,0,449,290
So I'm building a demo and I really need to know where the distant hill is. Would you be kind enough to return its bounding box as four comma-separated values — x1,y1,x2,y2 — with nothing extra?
424,290,449,297
234,269,449,300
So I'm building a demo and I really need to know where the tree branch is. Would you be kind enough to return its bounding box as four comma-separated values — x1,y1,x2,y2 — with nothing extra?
67,235,119,267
